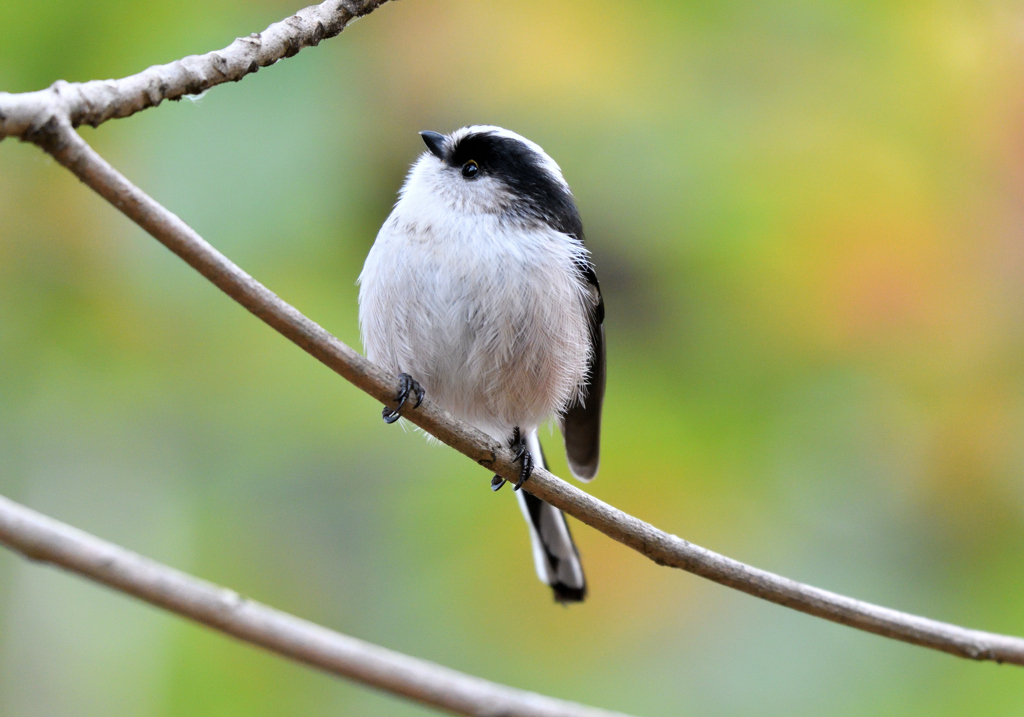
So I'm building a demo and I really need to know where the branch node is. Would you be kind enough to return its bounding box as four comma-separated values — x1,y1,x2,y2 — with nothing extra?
219,588,247,612
477,451,497,469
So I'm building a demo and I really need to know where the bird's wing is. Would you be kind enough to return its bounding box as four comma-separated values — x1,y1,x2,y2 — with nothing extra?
560,261,605,481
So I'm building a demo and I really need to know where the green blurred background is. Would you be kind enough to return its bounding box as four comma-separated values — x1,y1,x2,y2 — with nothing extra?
3,0,1024,714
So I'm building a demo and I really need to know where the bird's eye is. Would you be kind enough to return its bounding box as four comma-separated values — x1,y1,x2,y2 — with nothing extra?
461,160,479,179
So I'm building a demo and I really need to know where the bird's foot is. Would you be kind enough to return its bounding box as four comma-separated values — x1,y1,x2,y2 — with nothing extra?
491,427,533,492
512,439,534,492
381,373,424,424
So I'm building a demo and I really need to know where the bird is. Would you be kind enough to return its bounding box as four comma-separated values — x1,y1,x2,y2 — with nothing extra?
357,126,606,603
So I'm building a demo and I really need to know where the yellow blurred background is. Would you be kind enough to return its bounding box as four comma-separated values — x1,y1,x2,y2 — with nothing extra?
3,0,1024,714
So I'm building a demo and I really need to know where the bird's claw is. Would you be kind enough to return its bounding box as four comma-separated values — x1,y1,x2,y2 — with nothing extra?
491,427,534,492
382,373,424,424
512,444,533,491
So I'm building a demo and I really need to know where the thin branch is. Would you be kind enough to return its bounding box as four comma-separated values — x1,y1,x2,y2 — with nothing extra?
0,494,631,717
28,117,1024,667
0,0,391,141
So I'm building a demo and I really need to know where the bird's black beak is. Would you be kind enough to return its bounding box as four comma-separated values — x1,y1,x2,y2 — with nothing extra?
419,131,447,160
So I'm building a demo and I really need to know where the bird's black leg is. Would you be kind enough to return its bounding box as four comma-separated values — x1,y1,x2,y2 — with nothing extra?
381,373,424,424
512,434,534,491
491,426,534,492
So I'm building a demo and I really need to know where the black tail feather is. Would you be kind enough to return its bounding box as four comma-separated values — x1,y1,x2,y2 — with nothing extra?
516,432,587,603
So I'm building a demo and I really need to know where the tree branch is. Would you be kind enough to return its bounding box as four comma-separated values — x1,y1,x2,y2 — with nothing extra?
0,0,391,141
0,494,631,717
27,117,1024,667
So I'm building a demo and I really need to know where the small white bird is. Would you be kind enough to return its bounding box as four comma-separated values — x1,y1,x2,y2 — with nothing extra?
358,126,606,602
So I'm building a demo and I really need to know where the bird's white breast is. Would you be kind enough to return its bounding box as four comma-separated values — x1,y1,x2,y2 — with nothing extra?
358,197,593,442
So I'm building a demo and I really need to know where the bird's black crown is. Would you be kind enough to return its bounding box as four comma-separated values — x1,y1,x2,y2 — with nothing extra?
426,128,584,238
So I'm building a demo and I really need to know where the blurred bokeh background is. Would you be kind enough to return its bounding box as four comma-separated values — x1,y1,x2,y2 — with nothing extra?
2,0,1024,714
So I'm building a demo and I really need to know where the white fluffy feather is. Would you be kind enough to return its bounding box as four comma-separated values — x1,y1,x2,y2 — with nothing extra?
358,144,593,443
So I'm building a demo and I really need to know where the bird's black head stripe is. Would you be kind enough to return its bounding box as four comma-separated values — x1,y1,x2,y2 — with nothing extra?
447,131,584,239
